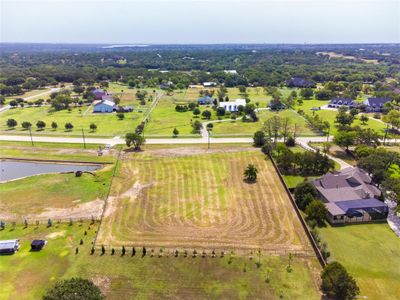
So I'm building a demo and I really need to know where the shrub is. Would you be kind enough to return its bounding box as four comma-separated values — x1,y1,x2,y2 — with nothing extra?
36,120,46,130
43,278,104,300
64,122,74,131
21,121,32,129
6,118,17,128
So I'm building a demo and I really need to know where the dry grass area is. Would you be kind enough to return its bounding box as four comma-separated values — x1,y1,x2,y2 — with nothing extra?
97,146,313,255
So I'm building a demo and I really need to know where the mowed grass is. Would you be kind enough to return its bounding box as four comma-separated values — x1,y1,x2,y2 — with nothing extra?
98,147,312,254
0,223,320,300
144,94,207,136
318,223,400,299
1,106,144,136
183,87,298,107
145,87,302,136
211,109,317,137
293,100,389,135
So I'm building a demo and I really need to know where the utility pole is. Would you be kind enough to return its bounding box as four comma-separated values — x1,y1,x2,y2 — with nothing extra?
207,129,211,149
81,128,86,149
28,126,34,146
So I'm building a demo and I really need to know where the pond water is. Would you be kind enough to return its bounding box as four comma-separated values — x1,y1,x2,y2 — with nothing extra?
0,160,101,182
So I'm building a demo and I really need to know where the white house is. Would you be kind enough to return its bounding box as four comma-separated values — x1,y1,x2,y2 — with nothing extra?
224,70,237,75
219,99,246,112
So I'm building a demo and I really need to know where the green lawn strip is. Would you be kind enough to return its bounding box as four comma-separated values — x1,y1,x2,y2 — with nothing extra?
318,223,400,300
0,223,320,299
0,145,116,163
0,140,108,150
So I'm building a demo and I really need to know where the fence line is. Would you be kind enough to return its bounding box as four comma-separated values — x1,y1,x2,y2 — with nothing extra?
93,147,123,246
268,153,327,267
0,216,100,225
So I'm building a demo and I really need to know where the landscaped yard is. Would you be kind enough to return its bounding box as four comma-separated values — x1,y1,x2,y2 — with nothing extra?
318,223,400,300
1,106,145,136
0,222,320,299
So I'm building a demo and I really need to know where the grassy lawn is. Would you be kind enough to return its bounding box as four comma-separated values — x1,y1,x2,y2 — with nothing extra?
1,106,144,136
144,94,211,136
318,223,400,299
211,109,317,137
183,87,298,107
0,222,320,299
0,140,112,151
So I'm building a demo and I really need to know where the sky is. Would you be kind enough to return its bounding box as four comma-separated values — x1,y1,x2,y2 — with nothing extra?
1,0,399,44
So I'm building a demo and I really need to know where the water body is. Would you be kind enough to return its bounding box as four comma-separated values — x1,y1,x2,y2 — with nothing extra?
0,160,101,182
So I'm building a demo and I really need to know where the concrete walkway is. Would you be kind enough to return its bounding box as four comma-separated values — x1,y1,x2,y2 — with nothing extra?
386,200,400,237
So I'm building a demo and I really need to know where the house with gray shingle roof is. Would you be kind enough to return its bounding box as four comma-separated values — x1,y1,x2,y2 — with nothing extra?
312,167,388,224
363,97,391,112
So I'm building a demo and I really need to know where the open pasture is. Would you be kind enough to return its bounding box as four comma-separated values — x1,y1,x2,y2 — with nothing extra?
1,106,144,136
211,109,317,137
98,146,312,254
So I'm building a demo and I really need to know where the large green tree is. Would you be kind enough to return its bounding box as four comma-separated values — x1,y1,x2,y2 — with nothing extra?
321,262,359,300
125,132,145,150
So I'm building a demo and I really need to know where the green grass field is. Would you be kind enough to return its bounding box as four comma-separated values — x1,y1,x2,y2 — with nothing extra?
211,109,317,137
318,223,400,299
0,222,320,299
144,94,210,136
1,106,144,136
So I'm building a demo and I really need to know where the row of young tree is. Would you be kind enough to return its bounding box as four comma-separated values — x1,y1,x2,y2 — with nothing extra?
6,119,76,131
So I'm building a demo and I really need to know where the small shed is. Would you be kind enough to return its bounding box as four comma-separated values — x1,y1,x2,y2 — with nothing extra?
31,240,47,251
0,239,20,254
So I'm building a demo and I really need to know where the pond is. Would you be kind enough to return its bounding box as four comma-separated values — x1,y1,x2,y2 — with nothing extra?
0,159,101,182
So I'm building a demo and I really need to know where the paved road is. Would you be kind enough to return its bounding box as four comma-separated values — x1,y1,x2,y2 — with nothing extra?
0,134,334,145
0,87,64,115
